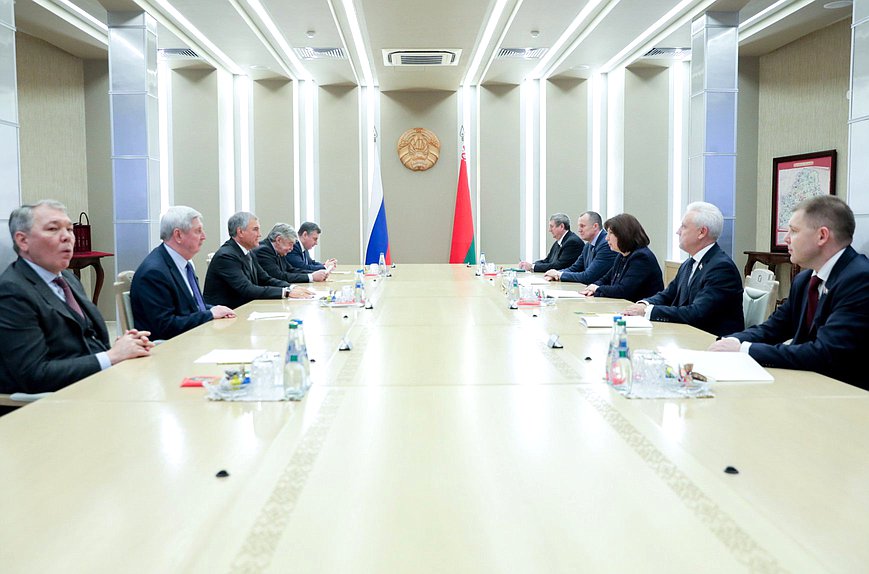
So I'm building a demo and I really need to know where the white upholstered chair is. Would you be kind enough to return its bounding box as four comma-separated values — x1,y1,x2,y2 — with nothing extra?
743,269,779,328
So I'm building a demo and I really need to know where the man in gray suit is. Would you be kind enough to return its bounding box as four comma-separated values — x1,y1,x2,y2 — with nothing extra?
0,200,153,394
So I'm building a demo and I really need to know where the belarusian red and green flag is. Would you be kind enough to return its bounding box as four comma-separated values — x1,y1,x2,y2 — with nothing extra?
449,149,476,264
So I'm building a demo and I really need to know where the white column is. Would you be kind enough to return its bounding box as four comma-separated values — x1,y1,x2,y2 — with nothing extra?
688,12,738,257
849,0,869,254
0,0,21,268
108,11,161,275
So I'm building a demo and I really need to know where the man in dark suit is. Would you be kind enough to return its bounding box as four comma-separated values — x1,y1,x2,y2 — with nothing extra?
710,196,869,389
518,213,583,273
130,206,235,341
285,221,337,272
544,211,616,284
0,200,153,394
204,211,313,309
623,202,744,337
255,223,330,284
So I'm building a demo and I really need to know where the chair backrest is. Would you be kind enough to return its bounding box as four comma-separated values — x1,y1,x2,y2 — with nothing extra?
745,268,776,290
114,270,135,333
742,269,779,328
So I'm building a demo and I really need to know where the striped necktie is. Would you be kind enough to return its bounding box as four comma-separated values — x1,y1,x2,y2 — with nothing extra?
53,276,84,319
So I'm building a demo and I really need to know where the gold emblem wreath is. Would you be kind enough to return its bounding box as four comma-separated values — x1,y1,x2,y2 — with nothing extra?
397,128,440,171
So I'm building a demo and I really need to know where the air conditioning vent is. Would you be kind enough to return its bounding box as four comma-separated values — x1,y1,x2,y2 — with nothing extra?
496,47,548,59
293,47,346,60
158,48,200,60
383,49,461,66
642,47,691,60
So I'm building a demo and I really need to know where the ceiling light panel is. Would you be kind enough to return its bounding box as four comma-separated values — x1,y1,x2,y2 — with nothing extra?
139,0,266,74
482,0,578,85
362,0,491,91
549,0,697,78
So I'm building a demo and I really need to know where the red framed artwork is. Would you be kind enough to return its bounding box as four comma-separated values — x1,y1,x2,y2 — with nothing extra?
771,150,836,252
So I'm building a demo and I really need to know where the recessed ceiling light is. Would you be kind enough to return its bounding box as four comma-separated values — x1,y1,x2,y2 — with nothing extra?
823,1,852,9
572,64,590,70
530,30,540,38
249,64,270,70
306,30,316,38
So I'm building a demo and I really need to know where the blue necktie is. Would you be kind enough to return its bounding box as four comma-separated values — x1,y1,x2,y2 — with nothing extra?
585,243,593,267
185,262,207,312
675,259,693,305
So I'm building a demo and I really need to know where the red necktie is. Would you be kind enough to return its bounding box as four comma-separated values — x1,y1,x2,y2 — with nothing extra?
805,275,823,328
53,276,85,319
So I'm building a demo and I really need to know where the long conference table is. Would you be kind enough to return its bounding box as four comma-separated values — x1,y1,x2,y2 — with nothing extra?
1,264,867,573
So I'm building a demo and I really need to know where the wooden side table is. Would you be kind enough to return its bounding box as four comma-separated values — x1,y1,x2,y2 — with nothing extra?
743,250,801,282
69,251,113,305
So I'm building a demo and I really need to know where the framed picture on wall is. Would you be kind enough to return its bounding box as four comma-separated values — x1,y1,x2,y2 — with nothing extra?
771,150,836,252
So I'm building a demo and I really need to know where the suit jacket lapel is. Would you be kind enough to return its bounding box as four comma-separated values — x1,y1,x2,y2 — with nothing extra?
808,246,857,333
17,261,81,325
158,246,198,310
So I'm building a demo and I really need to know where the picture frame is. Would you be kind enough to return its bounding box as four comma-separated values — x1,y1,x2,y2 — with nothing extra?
771,150,836,252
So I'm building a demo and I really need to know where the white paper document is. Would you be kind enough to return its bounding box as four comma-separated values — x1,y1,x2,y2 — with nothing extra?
658,349,774,382
544,289,585,299
580,314,652,328
194,349,267,364
518,276,550,285
247,312,291,321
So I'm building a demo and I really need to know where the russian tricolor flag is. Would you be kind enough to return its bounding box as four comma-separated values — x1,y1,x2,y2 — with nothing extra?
365,144,392,265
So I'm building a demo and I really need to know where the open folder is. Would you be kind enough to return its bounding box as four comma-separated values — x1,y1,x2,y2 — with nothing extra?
579,314,652,328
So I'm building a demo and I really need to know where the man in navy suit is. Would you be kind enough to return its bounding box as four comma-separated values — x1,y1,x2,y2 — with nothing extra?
518,213,583,273
0,200,152,394
544,211,616,284
623,202,744,337
130,206,235,341
255,223,330,284
285,221,337,272
710,196,869,389
204,212,313,309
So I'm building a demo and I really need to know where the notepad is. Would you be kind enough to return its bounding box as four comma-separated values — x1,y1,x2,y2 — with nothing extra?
248,312,291,321
579,314,652,328
518,276,550,285
194,349,266,364
658,349,774,382
544,289,585,299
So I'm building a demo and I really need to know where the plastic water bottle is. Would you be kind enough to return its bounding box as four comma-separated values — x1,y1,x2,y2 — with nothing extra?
291,319,311,385
479,252,487,275
283,323,308,399
378,252,387,276
610,348,633,393
617,319,629,359
354,269,366,304
510,275,520,305
605,315,621,383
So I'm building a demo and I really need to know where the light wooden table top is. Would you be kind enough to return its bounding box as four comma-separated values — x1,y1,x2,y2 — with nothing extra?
1,264,866,573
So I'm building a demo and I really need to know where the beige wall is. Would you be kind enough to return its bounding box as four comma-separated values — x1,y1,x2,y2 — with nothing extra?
756,18,851,251
252,79,294,232
546,78,588,226
83,59,114,318
480,84,520,264
735,56,760,275
171,68,219,274
623,66,669,271
16,33,87,211
380,90,457,263
318,84,360,264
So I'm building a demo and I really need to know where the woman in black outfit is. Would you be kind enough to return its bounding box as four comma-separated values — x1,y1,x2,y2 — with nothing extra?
580,213,664,301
